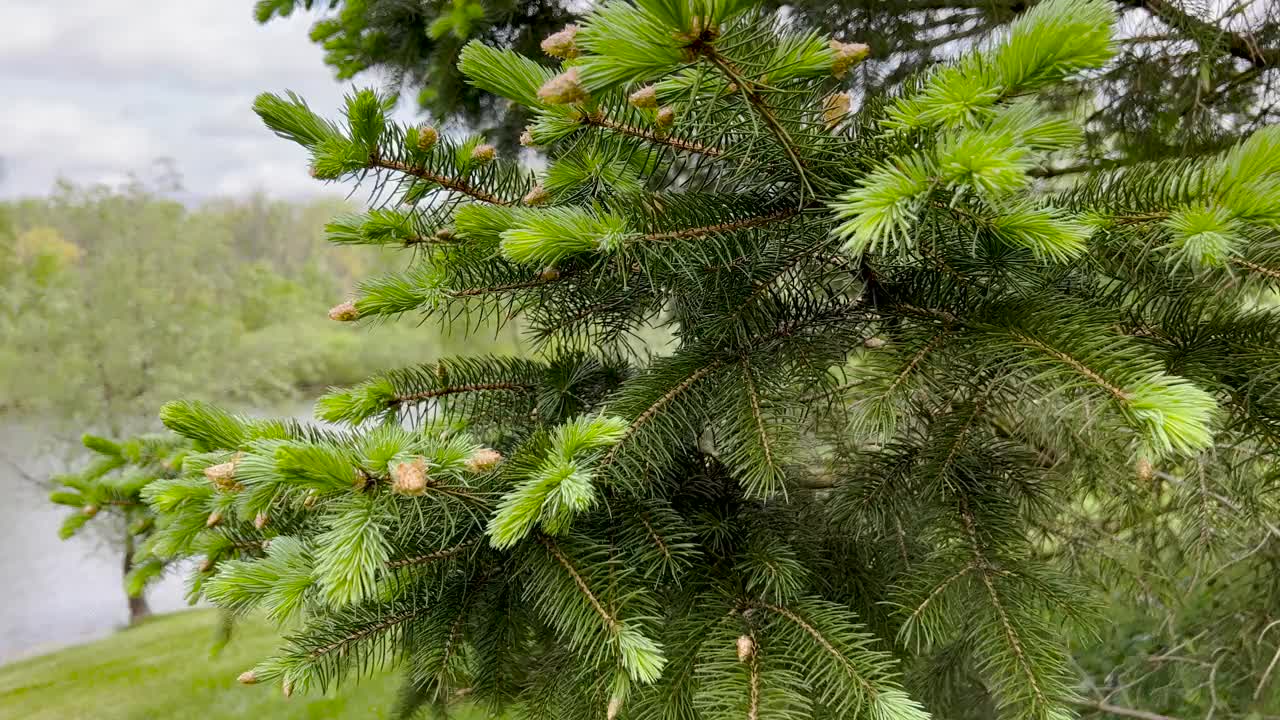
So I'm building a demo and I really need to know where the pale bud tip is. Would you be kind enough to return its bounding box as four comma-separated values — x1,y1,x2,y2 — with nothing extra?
538,68,589,105
540,24,580,59
328,300,359,322
238,670,258,685
736,634,755,662
628,86,658,109
416,125,439,151
465,448,505,473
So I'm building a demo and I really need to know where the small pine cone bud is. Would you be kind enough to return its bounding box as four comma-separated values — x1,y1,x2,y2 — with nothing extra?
466,448,504,473
607,697,623,720
434,227,456,242
204,455,241,491
655,106,676,130
391,457,430,496
303,490,319,509
540,24,580,59
254,513,269,530
282,679,294,698
520,130,536,147
823,92,851,128
539,266,561,281
471,144,496,164
328,300,359,322
199,557,215,573
522,184,551,206
206,511,223,528
416,125,439,152
736,634,755,663
863,336,886,349
308,164,320,179
238,670,258,685
830,40,871,78
1136,457,1154,483
628,85,658,109
538,68,589,105
82,505,99,518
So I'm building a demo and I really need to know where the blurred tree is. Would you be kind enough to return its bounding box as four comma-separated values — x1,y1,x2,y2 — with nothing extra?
49,433,190,624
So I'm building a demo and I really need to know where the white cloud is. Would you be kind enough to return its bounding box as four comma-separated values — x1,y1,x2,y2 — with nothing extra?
0,0,395,199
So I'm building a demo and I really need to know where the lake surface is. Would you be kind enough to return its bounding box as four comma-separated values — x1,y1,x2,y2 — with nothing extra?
0,424,191,664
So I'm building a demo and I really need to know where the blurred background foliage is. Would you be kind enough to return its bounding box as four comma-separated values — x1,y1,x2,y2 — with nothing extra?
0,178,519,439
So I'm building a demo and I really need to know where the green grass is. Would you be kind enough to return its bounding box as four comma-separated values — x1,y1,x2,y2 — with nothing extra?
0,610,489,720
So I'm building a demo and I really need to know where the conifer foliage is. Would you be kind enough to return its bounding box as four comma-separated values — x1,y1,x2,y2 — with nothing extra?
51,433,189,616
140,0,1280,717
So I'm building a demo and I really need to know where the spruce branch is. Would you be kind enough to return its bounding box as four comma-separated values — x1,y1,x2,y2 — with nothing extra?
540,534,620,632
583,113,725,157
372,154,514,206
704,51,815,198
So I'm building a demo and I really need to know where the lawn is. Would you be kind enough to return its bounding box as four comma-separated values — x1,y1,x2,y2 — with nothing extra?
0,610,488,720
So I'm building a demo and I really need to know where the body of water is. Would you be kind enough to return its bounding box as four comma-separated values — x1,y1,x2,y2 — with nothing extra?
0,424,191,664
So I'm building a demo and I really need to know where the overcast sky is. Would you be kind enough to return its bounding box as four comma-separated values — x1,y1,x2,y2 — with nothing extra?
0,1,409,199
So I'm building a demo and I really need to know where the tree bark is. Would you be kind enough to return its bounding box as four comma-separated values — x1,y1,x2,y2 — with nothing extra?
122,532,150,624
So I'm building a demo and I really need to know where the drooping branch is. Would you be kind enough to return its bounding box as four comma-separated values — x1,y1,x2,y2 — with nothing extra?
704,51,814,197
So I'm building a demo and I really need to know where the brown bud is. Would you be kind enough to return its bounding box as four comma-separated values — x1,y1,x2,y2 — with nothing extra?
328,300,359,322
823,92,851,128
538,266,561,282
1136,456,1154,483
391,457,430,496
282,679,294,698
238,670,258,685
465,448,504,473
416,125,439,152
204,454,242,491
863,336,886,349
254,513,269,530
736,634,755,662
206,511,223,528
199,557,215,573
303,490,319,509
607,696,623,720
830,40,871,78
471,144,496,164
82,505,99,518
519,130,537,147
540,24,580,59
434,227,456,242
538,68,589,105
628,85,658,110
655,106,676,130
522,184,551,206
308,164,320,179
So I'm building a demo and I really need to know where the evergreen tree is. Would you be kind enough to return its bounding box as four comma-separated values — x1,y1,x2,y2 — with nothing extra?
141,0,1280,717
50,433,189,623
255,0,575,149
257,0,1279,161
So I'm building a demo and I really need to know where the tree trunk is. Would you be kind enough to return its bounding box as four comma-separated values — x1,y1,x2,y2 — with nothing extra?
122,532,150,624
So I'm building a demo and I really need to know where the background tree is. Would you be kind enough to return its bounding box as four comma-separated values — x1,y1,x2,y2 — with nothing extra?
49,433,189,623
141,0,1280,718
